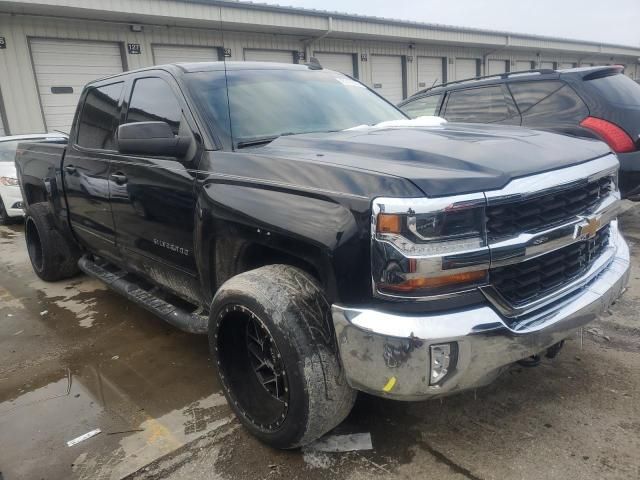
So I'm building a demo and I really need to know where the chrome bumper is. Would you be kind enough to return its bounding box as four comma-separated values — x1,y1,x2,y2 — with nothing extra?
332,223,630,401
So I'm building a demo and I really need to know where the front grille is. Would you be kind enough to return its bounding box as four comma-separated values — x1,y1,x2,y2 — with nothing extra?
486,176,612,239
491,226,610,306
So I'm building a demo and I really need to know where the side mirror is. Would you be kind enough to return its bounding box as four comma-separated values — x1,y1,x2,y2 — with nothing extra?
117,121,191,157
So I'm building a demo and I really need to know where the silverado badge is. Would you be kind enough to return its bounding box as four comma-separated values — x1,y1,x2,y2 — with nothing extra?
575,216,602,240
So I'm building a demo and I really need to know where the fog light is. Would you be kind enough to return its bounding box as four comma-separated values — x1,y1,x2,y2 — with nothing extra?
12,201,23,209
430,343,456,385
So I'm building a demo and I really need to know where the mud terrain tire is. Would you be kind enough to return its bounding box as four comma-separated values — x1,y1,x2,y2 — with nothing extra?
25,202,80,281
209,264,356,449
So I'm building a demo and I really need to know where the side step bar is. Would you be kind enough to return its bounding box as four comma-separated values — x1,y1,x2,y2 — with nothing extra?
78,256,208,334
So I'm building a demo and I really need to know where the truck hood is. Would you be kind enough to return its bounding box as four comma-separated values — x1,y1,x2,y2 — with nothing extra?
259,123,612,196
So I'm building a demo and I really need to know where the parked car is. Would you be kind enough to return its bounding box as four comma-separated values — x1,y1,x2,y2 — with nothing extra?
16,62,629,449
398,66,640,199
0,133,67,224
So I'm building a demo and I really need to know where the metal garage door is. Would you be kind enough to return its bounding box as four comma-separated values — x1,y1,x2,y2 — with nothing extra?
313,52,354,76
30,39,124,133
515,60,534,71
153,45,220,65
244,49,295,63
559,62,576,69
488,60,508,75
417,56,444,89
371,55,404,104
455,58,477,80
540,61,555,70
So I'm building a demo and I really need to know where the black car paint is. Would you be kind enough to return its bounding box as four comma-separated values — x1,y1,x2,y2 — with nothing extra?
14,63,612,313
398,67,640,197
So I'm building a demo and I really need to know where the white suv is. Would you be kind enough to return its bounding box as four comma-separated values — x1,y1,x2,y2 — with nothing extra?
0,133,67,224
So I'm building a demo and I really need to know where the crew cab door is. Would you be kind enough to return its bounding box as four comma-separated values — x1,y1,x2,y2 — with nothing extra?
64,81,124,261
110,74,202,303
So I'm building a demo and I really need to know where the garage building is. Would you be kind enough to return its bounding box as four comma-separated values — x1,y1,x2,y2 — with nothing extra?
0,0,639,135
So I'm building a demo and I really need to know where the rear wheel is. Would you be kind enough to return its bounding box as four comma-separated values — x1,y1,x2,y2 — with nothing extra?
25,202,81,281
209,265,356,449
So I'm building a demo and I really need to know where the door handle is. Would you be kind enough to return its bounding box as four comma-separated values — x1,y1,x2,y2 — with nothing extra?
64,165,77,174
110,173,128,185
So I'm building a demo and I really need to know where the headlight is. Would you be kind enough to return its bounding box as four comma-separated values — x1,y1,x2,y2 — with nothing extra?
0,176,19,186
372,195,490,298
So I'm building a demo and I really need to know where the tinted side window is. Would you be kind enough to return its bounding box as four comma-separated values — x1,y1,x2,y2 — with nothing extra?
511,83,589,125
508,81,565,112
400,94,442,118
76,82,123,150
126,77,182,135
443,86,511,123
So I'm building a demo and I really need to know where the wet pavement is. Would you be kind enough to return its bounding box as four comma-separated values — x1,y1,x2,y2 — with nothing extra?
1,206,640,480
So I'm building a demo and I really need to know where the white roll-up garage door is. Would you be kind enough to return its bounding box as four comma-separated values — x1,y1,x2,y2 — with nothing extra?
559,62,576,69
371,55,403,104
488,60,508,75
244,49,295,63
515,60,534,71
454,59,478,80
153,45,220,65
540,61,555,70
313,52,354,76
30,39,124,133
417,56,444,89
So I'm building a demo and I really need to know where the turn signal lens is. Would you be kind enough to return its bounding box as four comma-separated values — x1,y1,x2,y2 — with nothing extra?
580,116,635,153
430,343,457,385
377,213,402,233
381,269,487,293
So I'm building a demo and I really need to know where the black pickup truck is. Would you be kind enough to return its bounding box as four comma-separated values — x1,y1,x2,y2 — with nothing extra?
16,62,630,449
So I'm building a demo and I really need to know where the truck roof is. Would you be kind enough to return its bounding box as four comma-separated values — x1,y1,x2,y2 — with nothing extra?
86,61,318,86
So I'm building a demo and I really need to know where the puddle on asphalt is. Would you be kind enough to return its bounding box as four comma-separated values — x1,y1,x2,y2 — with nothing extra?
0,225,229,479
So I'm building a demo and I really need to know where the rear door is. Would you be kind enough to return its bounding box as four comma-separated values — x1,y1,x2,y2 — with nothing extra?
244,49,296,63
313,52,355,76
442,84,520,125
370,54,404,103
29,39,124,133
110,73,202,302
64,81,124,260
152,45,221,64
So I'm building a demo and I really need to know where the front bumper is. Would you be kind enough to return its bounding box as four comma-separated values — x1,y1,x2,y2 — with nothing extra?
332,224,630,401
0,186,25,217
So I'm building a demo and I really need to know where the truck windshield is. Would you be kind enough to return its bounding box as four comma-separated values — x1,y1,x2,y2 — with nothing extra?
186,68,406,148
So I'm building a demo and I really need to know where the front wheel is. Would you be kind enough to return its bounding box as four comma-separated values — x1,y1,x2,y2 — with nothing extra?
209,265,356,449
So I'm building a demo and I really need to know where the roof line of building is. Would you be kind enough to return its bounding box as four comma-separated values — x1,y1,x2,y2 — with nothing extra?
190,0,640,53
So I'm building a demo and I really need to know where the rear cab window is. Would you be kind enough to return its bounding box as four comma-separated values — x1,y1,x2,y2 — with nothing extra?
442,85,517,123
76,82,124,150
400,94,442,118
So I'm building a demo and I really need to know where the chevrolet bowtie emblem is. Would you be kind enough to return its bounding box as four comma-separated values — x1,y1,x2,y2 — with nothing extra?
576,216,601,240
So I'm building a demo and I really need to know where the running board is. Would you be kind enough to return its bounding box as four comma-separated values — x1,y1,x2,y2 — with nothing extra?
78,256,208,334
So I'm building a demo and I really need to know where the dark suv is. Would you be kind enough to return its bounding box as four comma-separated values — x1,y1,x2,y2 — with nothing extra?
398,66,640,198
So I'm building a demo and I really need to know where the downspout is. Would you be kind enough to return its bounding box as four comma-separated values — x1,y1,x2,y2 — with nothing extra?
303,16,333,61
483,34,511,75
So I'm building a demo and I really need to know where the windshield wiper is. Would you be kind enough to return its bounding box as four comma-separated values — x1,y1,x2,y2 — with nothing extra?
236,136,279,149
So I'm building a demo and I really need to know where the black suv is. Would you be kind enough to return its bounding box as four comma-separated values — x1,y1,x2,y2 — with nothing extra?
398,66,640,198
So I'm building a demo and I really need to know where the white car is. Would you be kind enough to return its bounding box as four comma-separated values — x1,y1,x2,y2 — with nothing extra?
0,133,67,224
